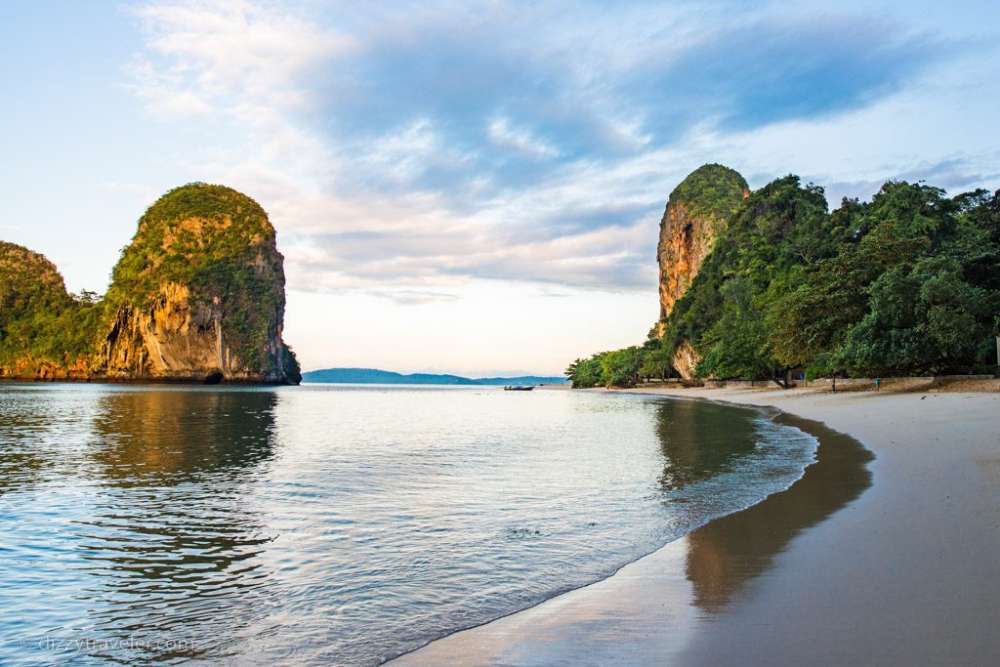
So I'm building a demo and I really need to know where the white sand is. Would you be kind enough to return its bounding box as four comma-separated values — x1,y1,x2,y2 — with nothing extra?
391,387,1000,666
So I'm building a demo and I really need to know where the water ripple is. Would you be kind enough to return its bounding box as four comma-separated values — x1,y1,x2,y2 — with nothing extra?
0,385,815,666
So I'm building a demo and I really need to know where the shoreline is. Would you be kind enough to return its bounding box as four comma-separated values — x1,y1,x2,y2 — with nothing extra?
392,386,1000,665
0,376,297,386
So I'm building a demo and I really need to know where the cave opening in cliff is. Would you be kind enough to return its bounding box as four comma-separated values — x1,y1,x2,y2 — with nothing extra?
204,370,224,385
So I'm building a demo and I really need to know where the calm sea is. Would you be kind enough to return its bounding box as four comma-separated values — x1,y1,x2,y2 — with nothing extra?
0,384,816,665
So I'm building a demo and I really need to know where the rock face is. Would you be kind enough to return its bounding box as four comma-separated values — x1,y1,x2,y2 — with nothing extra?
656,164,748,377
0,184,300,384
658,164,749,323
99,184,300,384
671,339,702,381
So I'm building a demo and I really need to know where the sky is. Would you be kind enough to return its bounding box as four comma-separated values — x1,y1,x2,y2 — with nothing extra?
2,0,999,376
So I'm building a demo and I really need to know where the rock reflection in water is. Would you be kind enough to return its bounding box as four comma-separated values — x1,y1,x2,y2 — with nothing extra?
75,389,278,663
684,413,873,613
387,406,873,667
89,388,278,485
654,399,759,491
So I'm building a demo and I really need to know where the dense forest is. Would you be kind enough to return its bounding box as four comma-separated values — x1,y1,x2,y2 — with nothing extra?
568,177,1000,388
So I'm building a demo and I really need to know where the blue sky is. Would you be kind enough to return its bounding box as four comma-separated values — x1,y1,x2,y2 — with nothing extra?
3,0,999,375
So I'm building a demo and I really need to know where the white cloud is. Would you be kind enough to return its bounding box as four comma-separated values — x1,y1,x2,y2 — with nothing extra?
125,56,213,116
124,1,662,300
130,0,351,120
487,117,561,159
125,0,1000,303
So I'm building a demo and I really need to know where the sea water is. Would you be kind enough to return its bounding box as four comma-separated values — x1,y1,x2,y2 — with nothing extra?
0,384,816,665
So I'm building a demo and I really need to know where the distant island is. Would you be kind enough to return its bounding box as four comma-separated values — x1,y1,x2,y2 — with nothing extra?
302,368,567,385
0,183,300,384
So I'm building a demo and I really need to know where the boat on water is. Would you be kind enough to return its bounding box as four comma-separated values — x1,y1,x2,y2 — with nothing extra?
503,385,535,391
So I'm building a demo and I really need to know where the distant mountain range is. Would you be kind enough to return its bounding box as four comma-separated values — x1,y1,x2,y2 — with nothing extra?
301,368,568,385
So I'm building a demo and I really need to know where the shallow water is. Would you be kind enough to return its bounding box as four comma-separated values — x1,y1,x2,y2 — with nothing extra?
0,384,817,665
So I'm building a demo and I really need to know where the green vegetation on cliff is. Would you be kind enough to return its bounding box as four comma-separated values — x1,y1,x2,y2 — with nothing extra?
664,175,840,379
1,184,300,383
668,163,749,221
108,183,287,369
0,242,102,370
568,169,1000,387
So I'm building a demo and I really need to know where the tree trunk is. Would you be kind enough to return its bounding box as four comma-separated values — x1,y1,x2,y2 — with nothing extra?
771,367,791,390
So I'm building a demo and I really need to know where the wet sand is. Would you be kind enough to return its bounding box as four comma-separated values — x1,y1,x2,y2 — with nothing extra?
392,388,1000,666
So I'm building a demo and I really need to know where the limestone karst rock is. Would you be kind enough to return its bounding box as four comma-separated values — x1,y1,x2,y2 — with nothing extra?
657,164,749,323
0,183,300,384
656,164,748,377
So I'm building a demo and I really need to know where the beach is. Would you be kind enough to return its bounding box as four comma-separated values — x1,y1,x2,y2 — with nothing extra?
393,385,1000,666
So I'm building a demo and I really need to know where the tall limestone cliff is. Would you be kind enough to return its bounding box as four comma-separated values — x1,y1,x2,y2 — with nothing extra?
656,164,749,377
658,164,749,321
0,183,300,384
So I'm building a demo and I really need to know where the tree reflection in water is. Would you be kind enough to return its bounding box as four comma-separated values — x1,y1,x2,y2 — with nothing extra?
682,412,873,613
654,398,760,491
